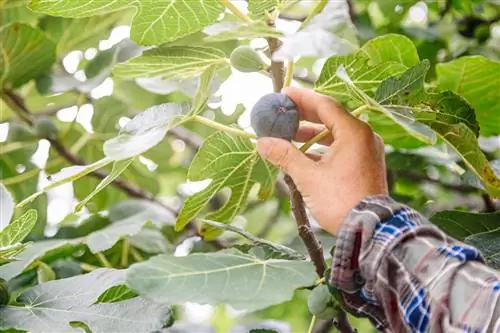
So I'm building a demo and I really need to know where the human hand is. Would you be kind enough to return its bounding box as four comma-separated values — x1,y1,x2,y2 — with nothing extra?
256,87,388,236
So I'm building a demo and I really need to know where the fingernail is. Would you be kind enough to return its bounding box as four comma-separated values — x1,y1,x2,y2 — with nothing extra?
256,138,272,158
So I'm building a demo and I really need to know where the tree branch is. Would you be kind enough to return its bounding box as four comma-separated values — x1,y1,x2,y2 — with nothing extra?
265,9,355,332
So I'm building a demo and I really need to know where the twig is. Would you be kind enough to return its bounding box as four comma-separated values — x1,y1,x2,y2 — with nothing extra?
284,175,326,276
220,0,253,23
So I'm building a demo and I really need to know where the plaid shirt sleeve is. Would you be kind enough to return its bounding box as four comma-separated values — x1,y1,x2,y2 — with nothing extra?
328,195,500,333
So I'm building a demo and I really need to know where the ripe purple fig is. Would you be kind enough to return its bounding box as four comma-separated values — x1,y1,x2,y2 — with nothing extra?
250,93,299,141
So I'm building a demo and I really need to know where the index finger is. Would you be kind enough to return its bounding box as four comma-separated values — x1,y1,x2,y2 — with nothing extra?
282,87,357,138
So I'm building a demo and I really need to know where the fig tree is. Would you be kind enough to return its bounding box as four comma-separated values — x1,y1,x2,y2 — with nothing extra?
35,117,59,139
308,284,337,320
230,46,266,73
250,93,299,141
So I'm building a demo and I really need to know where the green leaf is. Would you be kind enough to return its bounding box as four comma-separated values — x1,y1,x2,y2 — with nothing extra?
0,239,82,280
86,200,175,253
0,22,56,88
36,261,56,283
95,284,137,303
0,0,39,27
103,103,186,161
175,132,278,239
0,243,29,264
335,65,437,145
315,52,406,102
0,269,172,333
204,21,283,42
465,229,500,269
426,122,500,196
0,209,37,246
430,211,500,241
0,184,14,230
39,13,123,56
248,0,287,17
75,159,134,212
29,0,224,45
375,60,430,104
362,33,419,68
187,65,218,117
203,220,305,260
129,228,171,254
113,45,228,81
436,56,500,136
127,251,316,311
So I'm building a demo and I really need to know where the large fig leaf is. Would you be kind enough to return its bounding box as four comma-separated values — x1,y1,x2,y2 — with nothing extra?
113,46,228,81
431,211,500,241
0,22,56,88
0,269,172,333
175,132,278,239
29,0,224,45
437,56,500,136
0,209,37,246
127,251,316,311
465,229,500,269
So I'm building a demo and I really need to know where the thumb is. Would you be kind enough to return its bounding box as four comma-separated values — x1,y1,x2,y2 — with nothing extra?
256,138,314,182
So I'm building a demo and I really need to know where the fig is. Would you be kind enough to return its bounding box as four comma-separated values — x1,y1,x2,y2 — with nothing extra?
307,284,337,320
35,117,59,139
250,93,299,141
230,46,266,73
0,277,9,305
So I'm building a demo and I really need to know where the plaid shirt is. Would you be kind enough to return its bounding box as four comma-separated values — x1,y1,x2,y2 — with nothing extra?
329,195,500,333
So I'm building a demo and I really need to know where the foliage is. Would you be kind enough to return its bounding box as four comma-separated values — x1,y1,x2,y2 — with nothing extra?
0,0,499,332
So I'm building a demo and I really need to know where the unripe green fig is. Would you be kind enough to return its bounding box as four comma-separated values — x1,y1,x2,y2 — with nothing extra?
35,117,59,139
0,277,9,305
230,46,266,73
308,284,337,320
251,93,299,141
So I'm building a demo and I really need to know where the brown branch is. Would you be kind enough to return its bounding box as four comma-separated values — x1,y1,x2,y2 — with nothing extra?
284,175,326,276
265,12,355,331
334,309,357,333
266,9,326,278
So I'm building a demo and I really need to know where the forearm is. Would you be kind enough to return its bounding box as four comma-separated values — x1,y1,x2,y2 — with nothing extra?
329,196,500,332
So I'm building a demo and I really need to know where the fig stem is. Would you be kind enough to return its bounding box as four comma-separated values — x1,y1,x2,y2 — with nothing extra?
283,60,294,88
307,315,318,333
191,115,257,139
299,104,369,152
220,0,253,23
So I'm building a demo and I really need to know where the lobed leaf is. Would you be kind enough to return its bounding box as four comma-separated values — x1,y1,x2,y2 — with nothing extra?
29,0,224,45
0,209,37,246
175,132,278,239
430,211,500,241
437,56,500,136
465,229,500,269
0,22,56,88
127,251,316,311
0,268,172,333
113,45,228,81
